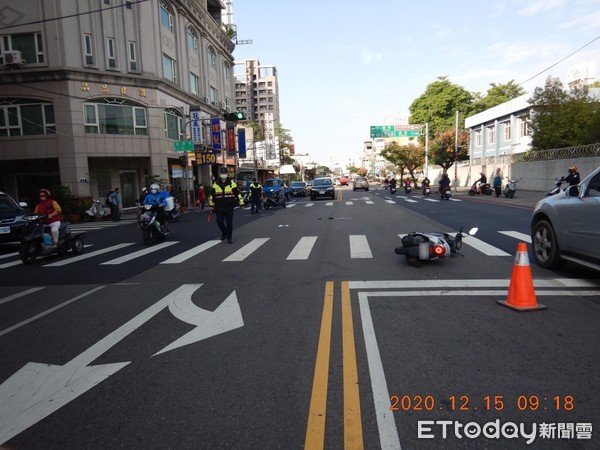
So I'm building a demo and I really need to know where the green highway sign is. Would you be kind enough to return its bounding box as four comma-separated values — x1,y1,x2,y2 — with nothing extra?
174,140,194,152
370,125,421,138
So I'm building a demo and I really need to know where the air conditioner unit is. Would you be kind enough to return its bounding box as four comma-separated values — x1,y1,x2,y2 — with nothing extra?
225,105,232,113
4,50,23,65
219,101,227,110
203,96,210,104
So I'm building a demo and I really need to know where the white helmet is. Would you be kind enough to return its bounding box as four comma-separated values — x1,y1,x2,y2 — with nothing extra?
150,183,159,194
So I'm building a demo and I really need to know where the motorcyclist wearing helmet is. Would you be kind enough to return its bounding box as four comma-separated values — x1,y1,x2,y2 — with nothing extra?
560,166,581,186
143,183,168,231
209,167,244,243
33,189,62,248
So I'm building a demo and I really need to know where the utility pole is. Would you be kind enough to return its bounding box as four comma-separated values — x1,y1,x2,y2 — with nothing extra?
454,110,459,192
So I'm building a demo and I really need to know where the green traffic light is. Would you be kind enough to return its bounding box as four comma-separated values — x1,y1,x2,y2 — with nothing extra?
235,111,245,120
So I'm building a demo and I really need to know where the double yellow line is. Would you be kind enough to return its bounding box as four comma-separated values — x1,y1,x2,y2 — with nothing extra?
305,282,363,449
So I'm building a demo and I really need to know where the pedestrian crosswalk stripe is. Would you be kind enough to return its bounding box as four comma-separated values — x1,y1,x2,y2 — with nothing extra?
462,236,511,256
403,199,418,203
326,202,334,206
423,198,440,202
223,238,269,262
448,198,461,202
498,231,531,243
305,203,315,207
286,204,297,208
161,240,221,264
102,241,179,265
350,235,373,258
385,200,396,204
346,201,353,205
287,236,318,260
365,201,374,204
43,243,135,267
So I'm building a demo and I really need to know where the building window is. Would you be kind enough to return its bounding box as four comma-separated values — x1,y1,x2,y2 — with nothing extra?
519,116,530,137
0,100,55,136
503,122,511,141
487,125,495,144
83,34,94,65
0,32,45,65
223,62,230,80
164,108,183,140
187,26,197,51
475,130,481,147
106,37,116,68
162,54,176,82
160,1,174,32
190,73,199,95
83,100,147,135
128,41,137,71
209,86,217,105
207,46,216,68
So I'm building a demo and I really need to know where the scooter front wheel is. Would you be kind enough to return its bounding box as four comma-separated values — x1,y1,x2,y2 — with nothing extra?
142,228,152,245
71,236,84,254
20,242,38,265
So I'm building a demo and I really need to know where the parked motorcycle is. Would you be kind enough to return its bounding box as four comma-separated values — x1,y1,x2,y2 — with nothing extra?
422,184,431,196
395,227,478,267
84,199,109,221
441,185,452,200
503,179,519,198
263,193,287,210
468,182,492,196
138,204,168,245
19,214,85,264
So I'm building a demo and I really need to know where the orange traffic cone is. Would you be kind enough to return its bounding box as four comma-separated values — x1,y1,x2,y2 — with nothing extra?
497,242,547,312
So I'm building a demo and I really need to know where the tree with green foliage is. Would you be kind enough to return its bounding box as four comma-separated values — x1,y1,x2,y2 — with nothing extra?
472,80,526,114
409,76,476,137
528,76,600,150
380,142,425,183
428,129,470,174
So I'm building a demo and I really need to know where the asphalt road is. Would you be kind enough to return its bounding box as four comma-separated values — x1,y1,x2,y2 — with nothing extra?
1,185,598,449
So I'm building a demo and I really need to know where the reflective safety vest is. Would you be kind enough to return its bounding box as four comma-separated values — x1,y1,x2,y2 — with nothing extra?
210,180,243,211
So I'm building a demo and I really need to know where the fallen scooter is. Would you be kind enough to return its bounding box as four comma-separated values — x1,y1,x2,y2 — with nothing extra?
20,214,85,264
263,193,286,210
395,227,478,267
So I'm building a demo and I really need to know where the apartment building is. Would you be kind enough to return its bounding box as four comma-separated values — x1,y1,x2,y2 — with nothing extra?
234,58,280,124
0,0,236,208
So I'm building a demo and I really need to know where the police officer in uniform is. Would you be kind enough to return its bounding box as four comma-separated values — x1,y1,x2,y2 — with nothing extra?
249,178,263,214
210,167,244,243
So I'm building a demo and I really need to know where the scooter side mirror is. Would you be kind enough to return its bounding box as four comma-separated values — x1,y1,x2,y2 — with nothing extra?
468,227,478,236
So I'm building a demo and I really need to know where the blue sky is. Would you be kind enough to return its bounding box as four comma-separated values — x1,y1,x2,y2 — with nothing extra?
231,0,600,166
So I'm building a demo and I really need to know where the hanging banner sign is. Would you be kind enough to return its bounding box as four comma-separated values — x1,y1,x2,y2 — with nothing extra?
238,128,246,159
211,118,222,150
227,127,236,155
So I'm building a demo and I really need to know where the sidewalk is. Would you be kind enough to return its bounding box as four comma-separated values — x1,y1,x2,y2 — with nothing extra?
453,187,545,209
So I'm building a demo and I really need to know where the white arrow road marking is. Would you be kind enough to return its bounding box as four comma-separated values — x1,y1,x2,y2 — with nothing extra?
154,289,244,356
498,230,532,243
43,243,135,267
0,284,243,443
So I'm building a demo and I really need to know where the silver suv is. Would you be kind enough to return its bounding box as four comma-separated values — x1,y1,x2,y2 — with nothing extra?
531,165,600,271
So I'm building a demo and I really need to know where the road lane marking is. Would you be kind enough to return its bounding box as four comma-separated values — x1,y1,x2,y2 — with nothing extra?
342,281,364,449
423,198,440,202
462,236,511,256
326,202,334,206
385,200,396,204
403,199,418,203
499,230,532,243
365,201,374,205
160,240,221,264
101,241,179,264
304,281,334,450
346,201,354,205
348,279,600,289
349,235,373,259
358,292,402,450
0,287,45,306
223,238,269,262
305,203,315,207
43,243,135,267
287,236,318,260
0,286,106,337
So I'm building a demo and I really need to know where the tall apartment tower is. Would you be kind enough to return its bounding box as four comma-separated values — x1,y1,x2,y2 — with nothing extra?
234,58,280,125
0,0,236,206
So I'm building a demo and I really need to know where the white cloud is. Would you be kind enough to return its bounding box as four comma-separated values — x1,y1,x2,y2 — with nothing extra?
359,45,383,64
517,0,568,16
